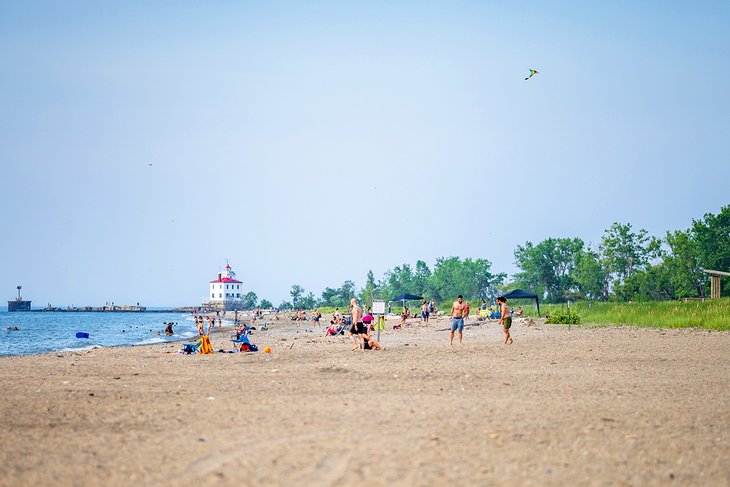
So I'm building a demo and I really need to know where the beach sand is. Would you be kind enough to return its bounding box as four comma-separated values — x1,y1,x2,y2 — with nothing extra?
1,315,728,486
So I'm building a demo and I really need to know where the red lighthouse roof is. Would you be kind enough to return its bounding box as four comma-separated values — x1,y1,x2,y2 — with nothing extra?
210,277,242,284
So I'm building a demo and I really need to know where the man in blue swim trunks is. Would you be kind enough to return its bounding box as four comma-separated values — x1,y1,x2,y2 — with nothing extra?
449,295,466,345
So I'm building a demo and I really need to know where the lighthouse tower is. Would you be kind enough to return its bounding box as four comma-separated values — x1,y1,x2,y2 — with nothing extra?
207,263,243,310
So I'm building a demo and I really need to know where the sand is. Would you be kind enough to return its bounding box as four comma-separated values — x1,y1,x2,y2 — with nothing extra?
1,314,729,486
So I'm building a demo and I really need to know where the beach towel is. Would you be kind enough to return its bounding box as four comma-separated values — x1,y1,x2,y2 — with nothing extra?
199,335,214,354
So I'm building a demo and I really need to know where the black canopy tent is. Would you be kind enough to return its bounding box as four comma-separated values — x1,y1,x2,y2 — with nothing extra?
390,293,424,311
501,289,540,315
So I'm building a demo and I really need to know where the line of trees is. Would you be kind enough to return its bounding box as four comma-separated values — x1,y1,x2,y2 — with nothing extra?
277,257,505,310
511,205,729,302
251,205,728,310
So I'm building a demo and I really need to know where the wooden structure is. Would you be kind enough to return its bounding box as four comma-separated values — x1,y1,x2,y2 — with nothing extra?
703,269,730,299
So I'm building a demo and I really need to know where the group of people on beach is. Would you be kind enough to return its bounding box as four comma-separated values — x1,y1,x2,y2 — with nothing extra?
195,315,221,336
449,295,513,345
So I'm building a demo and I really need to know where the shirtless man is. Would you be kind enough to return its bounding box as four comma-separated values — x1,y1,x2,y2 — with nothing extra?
450,295,466,345
497,296,513,344
349,298,363,351
296,308,303,328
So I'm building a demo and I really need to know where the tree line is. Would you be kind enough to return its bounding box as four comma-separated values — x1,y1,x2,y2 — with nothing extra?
277,257,505,310
251,205,729,309
511,205,729,302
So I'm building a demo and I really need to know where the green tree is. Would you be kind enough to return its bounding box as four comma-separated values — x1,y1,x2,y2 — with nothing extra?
301,292,317,310
290,284,305,308
242,291,258,309
663,229,706,298
360,270,378,305
384,264,415,298
259,299,273,309
462,258,505,301
691,205,730,296
600,223,662,298
338,280,356,306
413,260,432,297
319,287,340,307
574,248,609,301
513,238,585,302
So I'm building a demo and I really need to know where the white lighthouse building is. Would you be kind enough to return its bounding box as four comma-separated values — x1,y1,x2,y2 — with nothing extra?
207,263,243,309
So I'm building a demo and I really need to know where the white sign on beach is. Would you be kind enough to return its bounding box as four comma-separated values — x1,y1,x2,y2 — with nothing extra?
372,300,386,315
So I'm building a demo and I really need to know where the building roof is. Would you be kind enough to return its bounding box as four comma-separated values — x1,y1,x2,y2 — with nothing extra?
210,277,242,284
703,269,730,277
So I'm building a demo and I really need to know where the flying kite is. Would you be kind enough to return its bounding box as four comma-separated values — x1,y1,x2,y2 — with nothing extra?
524,69,539,80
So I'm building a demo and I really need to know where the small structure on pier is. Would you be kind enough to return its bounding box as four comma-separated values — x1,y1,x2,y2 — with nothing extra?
703,269,730,299
8,285,32,312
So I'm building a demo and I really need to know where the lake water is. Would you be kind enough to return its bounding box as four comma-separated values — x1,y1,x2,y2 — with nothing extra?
0,311,204,356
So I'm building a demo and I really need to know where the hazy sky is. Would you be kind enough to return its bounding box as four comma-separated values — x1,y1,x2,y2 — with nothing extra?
2,1,728,307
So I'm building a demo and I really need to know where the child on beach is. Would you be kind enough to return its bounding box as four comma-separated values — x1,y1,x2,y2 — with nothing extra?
497,296,513,345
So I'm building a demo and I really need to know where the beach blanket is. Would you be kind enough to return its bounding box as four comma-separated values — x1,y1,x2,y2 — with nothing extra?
199,335,214,354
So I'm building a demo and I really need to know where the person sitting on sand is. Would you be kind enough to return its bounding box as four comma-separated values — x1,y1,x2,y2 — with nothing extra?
497,296,513,345
363,309,374,331
400,306,409,327
360,328,383,351
349,320,382,350
516,306,523,317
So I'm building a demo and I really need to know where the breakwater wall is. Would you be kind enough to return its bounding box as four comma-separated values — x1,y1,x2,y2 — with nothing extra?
33,306,189,313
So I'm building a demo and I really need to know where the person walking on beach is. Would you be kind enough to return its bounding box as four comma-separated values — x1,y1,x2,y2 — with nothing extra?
450,295,466,345
421,301,429,323
296,308,303,328
497,296,513,345
349,298,363,351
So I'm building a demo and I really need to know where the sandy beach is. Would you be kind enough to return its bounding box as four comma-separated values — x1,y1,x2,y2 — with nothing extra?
1,314,729,486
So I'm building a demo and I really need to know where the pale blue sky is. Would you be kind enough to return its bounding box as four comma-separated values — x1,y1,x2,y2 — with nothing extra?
1,1,728,306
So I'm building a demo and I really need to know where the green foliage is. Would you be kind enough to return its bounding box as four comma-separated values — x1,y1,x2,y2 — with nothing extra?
545,312,581,325
691,206,730,296
259,299,273,309
542,299,730,330
510,206,730,303
241,291,258,309
514,238,584,302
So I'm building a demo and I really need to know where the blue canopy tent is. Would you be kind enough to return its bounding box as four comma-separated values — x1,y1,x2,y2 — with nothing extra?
390,293,424,311
501,289,540,315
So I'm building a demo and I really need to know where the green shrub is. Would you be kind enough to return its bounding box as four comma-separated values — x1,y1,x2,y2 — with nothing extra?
545,313,581,325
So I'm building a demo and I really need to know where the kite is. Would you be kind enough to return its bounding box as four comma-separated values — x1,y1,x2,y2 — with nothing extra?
524,69,539,80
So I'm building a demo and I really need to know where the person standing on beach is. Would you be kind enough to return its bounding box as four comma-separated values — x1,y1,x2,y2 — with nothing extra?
450,295,466,345
497,296,513,345
296,309,303,328
349,298,363,351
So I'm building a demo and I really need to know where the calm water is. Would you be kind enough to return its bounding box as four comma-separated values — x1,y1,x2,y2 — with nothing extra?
0,311,202,356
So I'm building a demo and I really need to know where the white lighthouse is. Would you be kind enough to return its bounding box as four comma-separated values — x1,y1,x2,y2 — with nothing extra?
206,263,243,310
